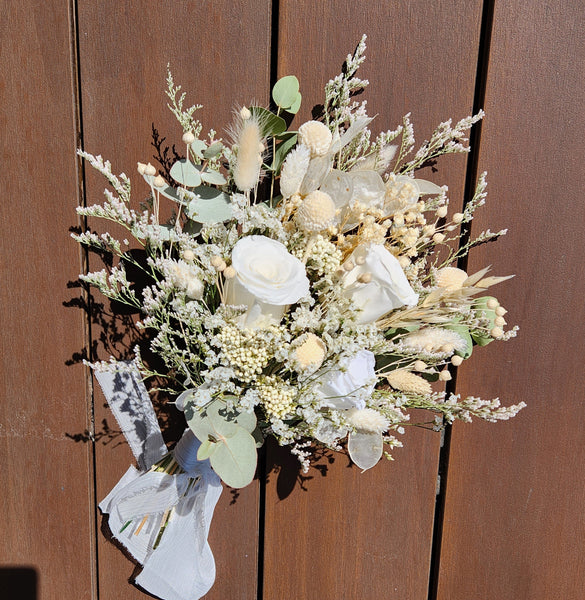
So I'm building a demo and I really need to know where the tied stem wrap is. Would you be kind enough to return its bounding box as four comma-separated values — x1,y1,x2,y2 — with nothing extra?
94,363,222,600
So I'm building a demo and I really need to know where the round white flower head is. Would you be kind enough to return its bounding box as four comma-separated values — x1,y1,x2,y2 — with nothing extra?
316,350,376,410
230,236,309,305
298,120,333,157
293,333,327,370
342,244,419,323
295,190,337,232
435,267,468,290
347,408,389,434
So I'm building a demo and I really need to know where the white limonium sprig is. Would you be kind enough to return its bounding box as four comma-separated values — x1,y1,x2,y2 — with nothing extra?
76,37,523,490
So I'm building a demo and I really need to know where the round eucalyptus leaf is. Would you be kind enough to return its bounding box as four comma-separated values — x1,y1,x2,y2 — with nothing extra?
209,427,258,488
203,141,223,159
285,91,302,114
200,169,227,186
250,106,287,136
272,75,300,109
170,159,202,187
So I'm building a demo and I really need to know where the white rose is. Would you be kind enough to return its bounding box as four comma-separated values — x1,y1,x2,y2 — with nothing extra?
225,235,310,328
342,244,419,323
316,350,376,410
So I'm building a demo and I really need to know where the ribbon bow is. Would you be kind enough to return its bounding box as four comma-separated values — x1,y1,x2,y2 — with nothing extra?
94,363,222,600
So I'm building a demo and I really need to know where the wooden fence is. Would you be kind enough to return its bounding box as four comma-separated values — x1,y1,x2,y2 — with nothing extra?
1,1,584,598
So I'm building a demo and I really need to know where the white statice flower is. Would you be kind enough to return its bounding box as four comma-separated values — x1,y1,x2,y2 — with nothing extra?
342,244,418,323
224,235,309,328
315,350,376,410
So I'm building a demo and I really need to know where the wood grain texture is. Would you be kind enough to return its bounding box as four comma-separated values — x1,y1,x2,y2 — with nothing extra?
264,3,484,598
437,1,585,598
76,2,272,598
0,2,94,599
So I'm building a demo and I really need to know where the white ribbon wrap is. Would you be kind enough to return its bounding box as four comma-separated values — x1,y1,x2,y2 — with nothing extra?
94,363,222,600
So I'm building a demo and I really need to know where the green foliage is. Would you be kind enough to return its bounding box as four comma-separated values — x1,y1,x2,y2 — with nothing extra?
471,297,498,346
185,187,232,224
270,132,298,173
186,399,257,488
272,75,302,114
250,106,287,137
170,159,202,187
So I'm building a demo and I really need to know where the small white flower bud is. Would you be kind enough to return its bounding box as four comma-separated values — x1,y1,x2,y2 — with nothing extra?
439,369,452,381
343,260,355,272
495,306,507,316
446,225,457,232
182,131,196,144
211,256,226,271
182,250,195,261
441,343,454,354
137,162,147,175
453,212,464,224
451,355,464,366
433,233,446,244
145,163,156,176
413,360,427,372
240,107,252,120
357,272,372,284
223,266,236,279
355,255,366,266
436,206,448,218
153,175,166,188
494,316,506,327
486,298,499,310
490,327,504,339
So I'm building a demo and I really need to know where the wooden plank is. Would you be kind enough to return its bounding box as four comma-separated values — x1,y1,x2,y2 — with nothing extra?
264,3,484,598
76,2,272,598
437,2,585,599
0,2,95,599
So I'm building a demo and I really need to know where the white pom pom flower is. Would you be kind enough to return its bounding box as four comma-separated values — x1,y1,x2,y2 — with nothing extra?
295,190,337,232
298,120,333,157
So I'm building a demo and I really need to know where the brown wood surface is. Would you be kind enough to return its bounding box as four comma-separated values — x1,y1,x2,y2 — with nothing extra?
76,2,272,599
0,2,95,600
437,1,585,599
264,3,484,598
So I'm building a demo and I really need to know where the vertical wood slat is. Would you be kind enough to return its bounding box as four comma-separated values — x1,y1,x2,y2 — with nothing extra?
0,2,95,599
75,2,272,598
264,3,484,598
437,1,585,599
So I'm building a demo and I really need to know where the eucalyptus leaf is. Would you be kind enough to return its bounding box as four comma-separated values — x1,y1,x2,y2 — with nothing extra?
197,438,218,461
471,296,498,346
209,427,257,488
189,139,207,160
200,169,227,186
270,132,298,174
272,75,300,109
170,159,202,187
185,398,239,441
286,92,302,114
250,106,287,136
185,186,233,224
203,141,223,159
